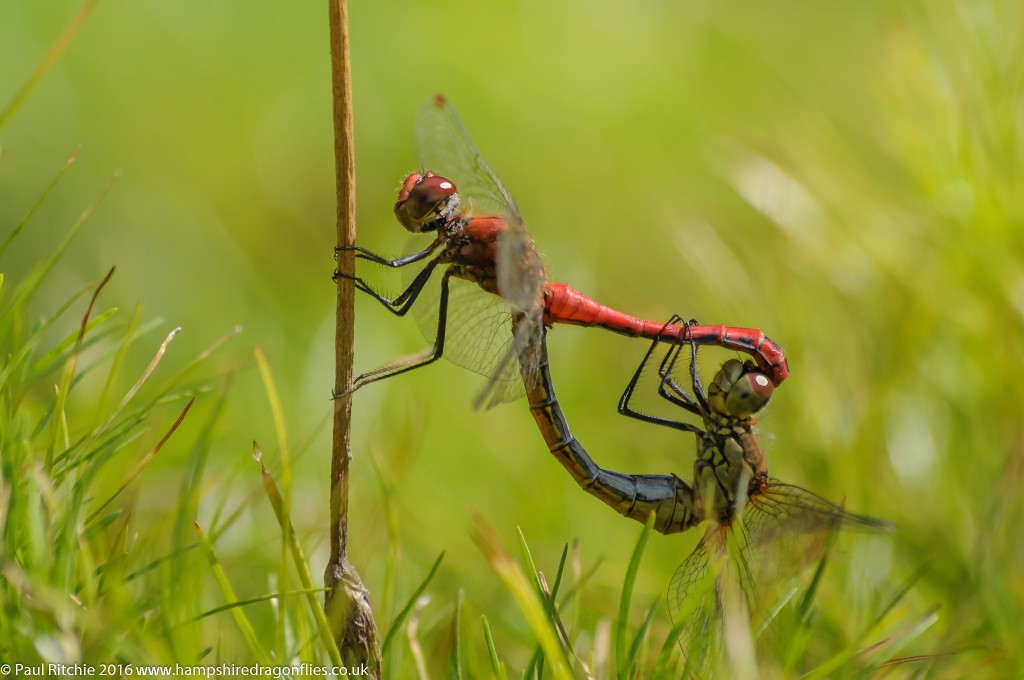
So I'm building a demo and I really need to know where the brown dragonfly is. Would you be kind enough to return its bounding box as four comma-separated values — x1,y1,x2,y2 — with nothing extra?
523,315,891,669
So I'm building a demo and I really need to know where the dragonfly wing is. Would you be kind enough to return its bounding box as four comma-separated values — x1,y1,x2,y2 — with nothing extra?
412,97,545,408
488,213,546,404
415,96,512,220
670,526,754,674
515,310,544,396
495,214,546,312
472,308,543,410
736,479,893,639
746,480,893,547
399,268,524,401
418,96,547,312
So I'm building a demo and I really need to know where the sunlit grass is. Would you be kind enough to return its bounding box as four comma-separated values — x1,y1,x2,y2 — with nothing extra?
3,0,1023,676
0,179,222,661
0,157,340,666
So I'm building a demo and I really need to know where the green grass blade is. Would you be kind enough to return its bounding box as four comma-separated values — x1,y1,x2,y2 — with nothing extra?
368,449,399,646
253,347,291,660
626,599,659,677
516,526,544,599
9,173,118,317
451,589,464,680
810,607,940,680
524,644,543,678
0,284,90,391
83,299,143,430
547,544,569,612
94,510,132,597
539,572,595,679
0,149,79,258
194,522,270,664
47,267,114,471
864,602,940,665
407,598,431,680
556,555,603,609
255,447,344,667
86,397,193,523
524,544,570,679
32,308,120,376
144,326,241,405
481,615,505,679
780,525,840,669
867,562,930,632
802,562,930,678
0,0,99,131
382,551,445,656
473,517,572,680
616,512,655,678
796,524,839,623
192,589,328,622
653,613,688,676
173,372,233,547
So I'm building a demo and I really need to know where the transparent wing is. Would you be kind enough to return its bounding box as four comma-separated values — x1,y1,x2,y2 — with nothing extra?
408,97,546,406
496,219,545,312
739,479,891,596
472,309,544,410
396,265,523,403
746,479,893,547
417,96,546,310
668,483,891,670
415,95,521,223
668,531,714,652
667,527,739,675
391,238,539,408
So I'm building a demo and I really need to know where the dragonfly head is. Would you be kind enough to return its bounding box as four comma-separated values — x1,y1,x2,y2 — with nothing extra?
708,359,774,420
394,172,461,233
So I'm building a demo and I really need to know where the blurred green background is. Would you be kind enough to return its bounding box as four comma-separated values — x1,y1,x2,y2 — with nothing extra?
2,0,1022,674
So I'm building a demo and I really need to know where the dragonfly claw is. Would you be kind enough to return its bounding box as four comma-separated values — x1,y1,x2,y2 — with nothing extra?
330,386,357,401
332,268,357,283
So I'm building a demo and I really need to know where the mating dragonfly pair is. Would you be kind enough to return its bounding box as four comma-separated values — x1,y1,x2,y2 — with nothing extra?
335,96,890,666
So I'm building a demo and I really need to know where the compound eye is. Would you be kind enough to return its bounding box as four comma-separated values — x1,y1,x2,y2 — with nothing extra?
724,371,774,418
394,173,457,232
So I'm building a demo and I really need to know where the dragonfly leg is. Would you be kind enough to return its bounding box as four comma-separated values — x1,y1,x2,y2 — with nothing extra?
672,321,710,411
333,234,448,311
336,256,442,317
656,345,701,411
345,269,454,394
617,319,703,431
335,235,443,268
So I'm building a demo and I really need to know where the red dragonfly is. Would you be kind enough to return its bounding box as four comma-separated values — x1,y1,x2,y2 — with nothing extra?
524,317,890,669
336,96,788,408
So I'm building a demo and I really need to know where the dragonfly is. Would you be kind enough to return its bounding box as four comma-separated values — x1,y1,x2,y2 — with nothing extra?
335,96,788,409
524,316,891,670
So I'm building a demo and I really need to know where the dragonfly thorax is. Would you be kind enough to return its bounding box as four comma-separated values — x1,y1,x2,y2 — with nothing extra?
693,429,766,523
